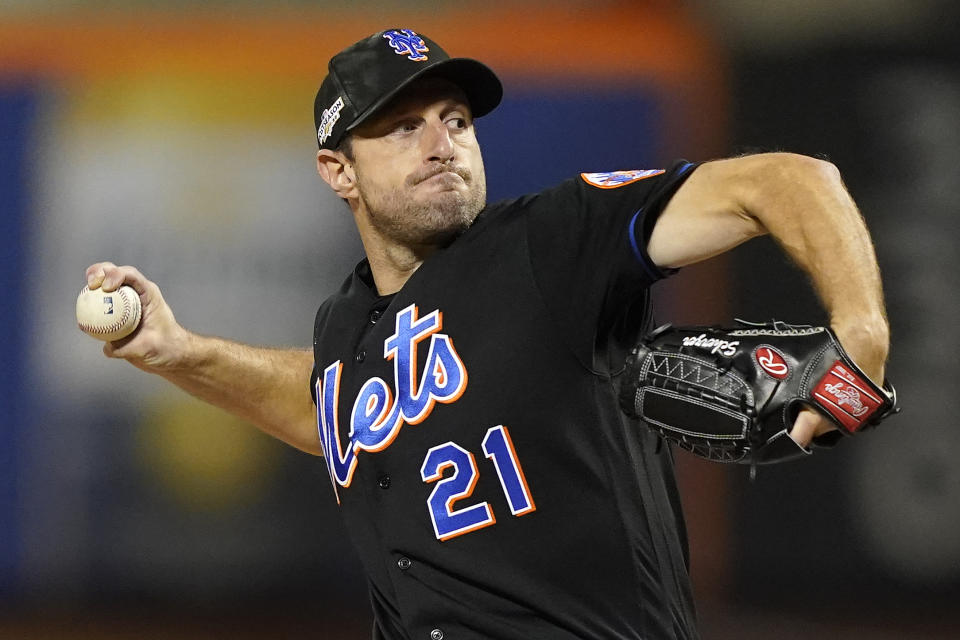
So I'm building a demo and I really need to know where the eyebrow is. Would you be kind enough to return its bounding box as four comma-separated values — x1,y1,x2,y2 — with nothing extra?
385,97,469,120
355,95,471,138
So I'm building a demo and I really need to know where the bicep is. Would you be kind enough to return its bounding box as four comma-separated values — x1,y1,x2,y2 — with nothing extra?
647,157,767,269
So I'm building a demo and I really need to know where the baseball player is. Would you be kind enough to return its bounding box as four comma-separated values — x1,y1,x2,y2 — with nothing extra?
84,29,889,639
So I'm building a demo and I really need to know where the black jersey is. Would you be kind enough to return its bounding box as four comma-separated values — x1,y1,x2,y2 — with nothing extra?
310,162,700,640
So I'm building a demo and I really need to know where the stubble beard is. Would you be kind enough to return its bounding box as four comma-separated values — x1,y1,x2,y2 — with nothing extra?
357,162,487,248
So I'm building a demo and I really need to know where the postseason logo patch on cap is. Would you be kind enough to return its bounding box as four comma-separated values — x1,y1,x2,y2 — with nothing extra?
318,96,345,146
382,29,430,61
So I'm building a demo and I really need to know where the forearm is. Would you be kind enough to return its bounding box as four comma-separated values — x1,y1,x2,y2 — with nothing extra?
158,335,321,455
648,154,890,443
742,154,889,381
84,262,322,455
651,153,889,381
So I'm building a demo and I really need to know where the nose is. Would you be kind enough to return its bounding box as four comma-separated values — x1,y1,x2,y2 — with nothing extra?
422,119,455,163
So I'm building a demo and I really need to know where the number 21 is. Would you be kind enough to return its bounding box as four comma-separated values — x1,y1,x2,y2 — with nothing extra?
420,425,536,541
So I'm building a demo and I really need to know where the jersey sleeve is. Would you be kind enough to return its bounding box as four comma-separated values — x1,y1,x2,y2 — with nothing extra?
525,161,698,371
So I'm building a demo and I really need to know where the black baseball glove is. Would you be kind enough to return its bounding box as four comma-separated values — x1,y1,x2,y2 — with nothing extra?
619,320,898,469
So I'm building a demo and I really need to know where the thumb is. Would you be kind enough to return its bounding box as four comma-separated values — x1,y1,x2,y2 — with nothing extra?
102,338,132,359
101,328,141,359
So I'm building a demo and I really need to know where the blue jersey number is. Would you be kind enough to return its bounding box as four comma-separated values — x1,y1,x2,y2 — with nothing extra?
420,425,536,541
482,425,536,516
420,442,496,541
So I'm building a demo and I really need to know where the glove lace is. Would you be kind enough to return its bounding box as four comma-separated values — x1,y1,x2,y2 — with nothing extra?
747,379,783,480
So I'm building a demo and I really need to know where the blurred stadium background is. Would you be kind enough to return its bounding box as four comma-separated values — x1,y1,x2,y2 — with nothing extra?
1,1,958,638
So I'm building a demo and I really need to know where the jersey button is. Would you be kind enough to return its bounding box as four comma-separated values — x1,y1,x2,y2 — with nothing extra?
355,350,366,363
369,309,381,324
430,629,444,640
378,474,391,489
397,556,411,571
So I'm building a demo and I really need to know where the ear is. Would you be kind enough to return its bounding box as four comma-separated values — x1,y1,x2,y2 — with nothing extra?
316,149,358,200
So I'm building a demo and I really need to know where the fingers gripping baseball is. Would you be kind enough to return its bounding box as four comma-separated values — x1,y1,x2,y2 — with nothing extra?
83,262,190,371
86,261,148,297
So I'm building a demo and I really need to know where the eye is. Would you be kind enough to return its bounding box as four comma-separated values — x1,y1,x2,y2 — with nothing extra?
392,120,419,134
446,116,468,130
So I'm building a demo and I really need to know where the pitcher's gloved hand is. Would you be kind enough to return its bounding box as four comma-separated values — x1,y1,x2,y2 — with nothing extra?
619,320,899,469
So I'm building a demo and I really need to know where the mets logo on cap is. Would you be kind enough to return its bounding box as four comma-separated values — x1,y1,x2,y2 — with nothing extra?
383,29,429,61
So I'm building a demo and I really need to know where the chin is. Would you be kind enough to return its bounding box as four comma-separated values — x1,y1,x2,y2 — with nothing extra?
415,216,474,247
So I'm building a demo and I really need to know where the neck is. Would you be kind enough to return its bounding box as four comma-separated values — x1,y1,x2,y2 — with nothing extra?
365,241,436,295
352,205,439,295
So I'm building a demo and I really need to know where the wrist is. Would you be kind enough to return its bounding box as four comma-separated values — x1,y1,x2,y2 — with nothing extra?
154,327,208,374
829,315,889,384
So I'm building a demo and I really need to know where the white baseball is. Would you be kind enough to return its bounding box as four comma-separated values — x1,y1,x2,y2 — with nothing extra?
76,284,142,341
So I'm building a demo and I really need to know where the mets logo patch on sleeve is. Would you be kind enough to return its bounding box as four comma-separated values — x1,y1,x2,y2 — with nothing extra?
580,169,665,189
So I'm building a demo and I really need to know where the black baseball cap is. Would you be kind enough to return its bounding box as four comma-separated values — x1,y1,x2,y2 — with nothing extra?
314,28,503,150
